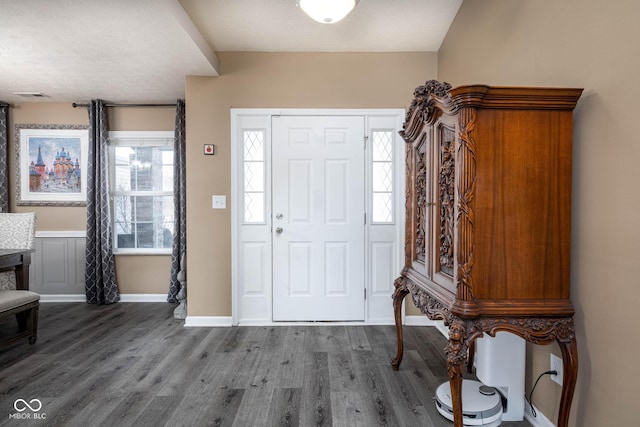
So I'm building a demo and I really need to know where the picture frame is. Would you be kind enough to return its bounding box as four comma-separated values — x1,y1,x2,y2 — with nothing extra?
15,124,89,206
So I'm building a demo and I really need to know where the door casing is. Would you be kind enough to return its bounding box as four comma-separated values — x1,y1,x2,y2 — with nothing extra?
231,109,405,325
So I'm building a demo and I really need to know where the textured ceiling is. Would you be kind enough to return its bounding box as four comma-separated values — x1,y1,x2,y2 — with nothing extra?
0,0,218,104
0,0,462,104
181,0,462,52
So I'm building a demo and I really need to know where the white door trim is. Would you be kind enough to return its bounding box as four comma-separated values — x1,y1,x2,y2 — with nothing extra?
231,109,405,325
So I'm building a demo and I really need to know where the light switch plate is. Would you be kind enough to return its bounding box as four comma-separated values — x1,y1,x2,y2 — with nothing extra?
212,195,226,209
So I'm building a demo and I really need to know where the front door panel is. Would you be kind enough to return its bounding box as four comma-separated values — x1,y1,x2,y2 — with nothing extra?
272,116,365,321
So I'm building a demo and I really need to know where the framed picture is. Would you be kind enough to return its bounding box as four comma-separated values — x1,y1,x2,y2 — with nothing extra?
15,124,89,206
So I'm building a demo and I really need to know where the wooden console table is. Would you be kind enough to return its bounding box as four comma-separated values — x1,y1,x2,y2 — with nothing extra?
390,81,581,427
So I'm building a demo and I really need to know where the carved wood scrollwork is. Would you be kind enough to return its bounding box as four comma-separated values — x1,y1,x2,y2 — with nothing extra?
438,127,456,276
404,280,453,324
415,146,427,259
455,108,477,301
403,80,453,128
404,144,413,261
470,317,576,345
445,318,469,371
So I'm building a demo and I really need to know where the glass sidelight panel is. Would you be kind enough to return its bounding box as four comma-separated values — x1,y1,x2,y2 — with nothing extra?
243,130,266,223
372,130,394,223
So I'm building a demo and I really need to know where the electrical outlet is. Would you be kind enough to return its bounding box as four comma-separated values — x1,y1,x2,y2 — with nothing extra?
550,353,563,386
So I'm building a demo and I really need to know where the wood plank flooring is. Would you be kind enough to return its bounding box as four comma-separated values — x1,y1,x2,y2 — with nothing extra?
0,303,531,426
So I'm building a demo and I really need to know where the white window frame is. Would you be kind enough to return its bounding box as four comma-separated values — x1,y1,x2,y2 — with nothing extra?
108,131,174,255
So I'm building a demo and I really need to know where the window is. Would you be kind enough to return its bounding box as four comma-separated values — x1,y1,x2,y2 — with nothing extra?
242,129,266,224
371,130,394,223
109,131,174,254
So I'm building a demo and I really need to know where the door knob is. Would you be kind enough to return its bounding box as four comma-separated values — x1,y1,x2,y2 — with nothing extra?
275,227,283,234
276,213,283,220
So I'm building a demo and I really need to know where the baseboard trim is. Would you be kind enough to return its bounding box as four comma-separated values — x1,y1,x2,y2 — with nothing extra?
40,294,168,303
40,294,86,303
404,315,438,326
524,403,556,427
237,320,394,326
184,316,233,327
120,294,168,302
434,321,449,338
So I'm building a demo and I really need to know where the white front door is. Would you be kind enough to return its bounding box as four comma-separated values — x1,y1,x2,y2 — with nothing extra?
272,116,365,321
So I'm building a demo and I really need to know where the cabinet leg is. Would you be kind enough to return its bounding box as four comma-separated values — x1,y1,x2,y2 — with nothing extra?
557,335,578,427
446,319,467,427
466,339,475,373
390,282,408,371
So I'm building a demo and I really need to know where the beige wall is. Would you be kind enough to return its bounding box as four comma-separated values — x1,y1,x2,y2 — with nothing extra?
185,52,436,316
7,103,174,294
438,0,640,425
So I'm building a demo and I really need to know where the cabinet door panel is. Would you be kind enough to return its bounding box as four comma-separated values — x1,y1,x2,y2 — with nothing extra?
409,134,430,279
430,121,456,293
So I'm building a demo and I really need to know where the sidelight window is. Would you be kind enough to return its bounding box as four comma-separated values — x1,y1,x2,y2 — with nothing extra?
242,129,266,224
371,130,394,223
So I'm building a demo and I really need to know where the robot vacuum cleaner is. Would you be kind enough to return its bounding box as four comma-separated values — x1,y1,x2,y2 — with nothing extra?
435,380,503,426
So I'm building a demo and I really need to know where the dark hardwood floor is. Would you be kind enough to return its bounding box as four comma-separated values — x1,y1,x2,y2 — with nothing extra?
0,303,531,426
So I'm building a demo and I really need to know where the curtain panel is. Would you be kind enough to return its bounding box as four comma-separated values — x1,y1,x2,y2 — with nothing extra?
85,100,120,304
168,100,186,302
0,103,8,212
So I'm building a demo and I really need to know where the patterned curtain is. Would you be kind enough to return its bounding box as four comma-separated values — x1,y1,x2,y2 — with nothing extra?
168,100,186,302
0,103,8,212
85,100,120,304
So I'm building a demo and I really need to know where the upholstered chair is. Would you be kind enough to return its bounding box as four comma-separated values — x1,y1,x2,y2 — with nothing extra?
0,213,37,290
0,212,39,347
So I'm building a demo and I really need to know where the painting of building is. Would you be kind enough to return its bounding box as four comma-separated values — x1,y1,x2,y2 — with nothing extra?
27,140,82,193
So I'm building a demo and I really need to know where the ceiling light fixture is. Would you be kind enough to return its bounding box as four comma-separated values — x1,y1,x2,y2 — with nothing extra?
296,0,359,24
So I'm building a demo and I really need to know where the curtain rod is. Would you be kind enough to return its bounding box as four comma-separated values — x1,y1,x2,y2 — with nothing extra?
72,102,177,108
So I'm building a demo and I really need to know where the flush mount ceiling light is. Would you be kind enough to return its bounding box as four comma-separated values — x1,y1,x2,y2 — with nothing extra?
297,0,360,24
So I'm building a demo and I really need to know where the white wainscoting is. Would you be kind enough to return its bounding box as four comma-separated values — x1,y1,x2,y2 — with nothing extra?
31,232,172,302
31,231,86,295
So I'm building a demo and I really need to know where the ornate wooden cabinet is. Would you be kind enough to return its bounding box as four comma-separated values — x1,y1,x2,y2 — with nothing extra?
391,81,582,427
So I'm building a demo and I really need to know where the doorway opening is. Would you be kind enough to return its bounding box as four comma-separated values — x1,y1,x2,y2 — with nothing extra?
231,109,404,325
